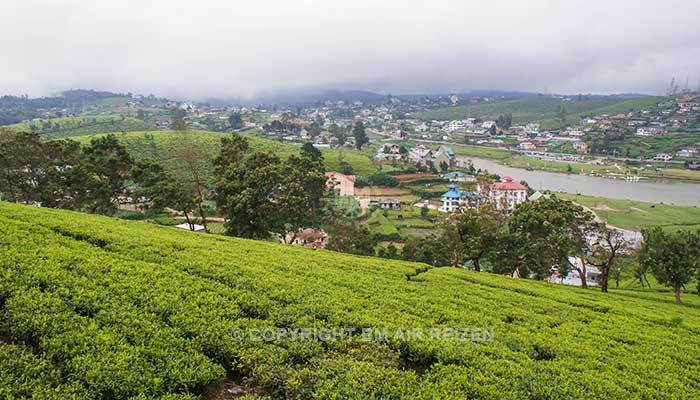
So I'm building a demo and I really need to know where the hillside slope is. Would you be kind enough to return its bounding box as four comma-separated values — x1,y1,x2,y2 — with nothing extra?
414,96,666,130
67,130,378,182
1,202,699,399
10,115,152,139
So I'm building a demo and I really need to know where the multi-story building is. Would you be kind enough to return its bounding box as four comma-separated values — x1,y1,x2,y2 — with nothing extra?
488,176,528,211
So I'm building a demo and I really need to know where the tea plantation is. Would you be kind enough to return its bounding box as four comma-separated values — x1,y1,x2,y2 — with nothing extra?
0,202,699,399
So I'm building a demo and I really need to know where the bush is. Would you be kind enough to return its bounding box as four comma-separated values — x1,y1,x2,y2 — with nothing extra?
367,172,398,187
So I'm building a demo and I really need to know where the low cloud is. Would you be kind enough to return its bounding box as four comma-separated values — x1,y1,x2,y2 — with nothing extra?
2,0,699,99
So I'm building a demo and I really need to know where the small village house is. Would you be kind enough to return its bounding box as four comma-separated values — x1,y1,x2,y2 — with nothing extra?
377,198,401,210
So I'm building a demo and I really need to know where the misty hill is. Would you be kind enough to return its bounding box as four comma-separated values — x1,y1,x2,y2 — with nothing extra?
1,201,699,399
0,90,137,125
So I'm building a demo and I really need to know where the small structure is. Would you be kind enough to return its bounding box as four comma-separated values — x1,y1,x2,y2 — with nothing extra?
439,184,481,213
653,153,673,162
325,172,355,197
548,258,601,286
175,223,206,233
378,198,401,210
284,228,328,248
442,171,475,182
432,146,456,169
573,141,588,153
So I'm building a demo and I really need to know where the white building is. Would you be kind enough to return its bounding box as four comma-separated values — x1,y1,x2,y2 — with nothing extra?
439,184,482,213
488,176,528,211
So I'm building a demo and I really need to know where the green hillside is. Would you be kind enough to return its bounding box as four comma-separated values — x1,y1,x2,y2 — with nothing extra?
1,201,699,399
10,115,152,139
415,96,668,129
67,130,378,181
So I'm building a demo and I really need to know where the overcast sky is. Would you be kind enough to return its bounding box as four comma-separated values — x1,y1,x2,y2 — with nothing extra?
2,0,699,100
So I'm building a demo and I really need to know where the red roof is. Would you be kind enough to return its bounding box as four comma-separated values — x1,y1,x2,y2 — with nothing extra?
491,176,527,191
325,171,355,182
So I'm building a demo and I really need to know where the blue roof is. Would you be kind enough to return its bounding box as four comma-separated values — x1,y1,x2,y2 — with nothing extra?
441,189,482,199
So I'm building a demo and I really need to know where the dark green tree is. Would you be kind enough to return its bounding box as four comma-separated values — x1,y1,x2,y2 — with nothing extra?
130,159,199,230
639,227,700,304
353,121,369,149
228,113,244,130
170,108,187,131
76,134,133,214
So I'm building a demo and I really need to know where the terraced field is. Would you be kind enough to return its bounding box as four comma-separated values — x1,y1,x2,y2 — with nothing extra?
1,202,699,399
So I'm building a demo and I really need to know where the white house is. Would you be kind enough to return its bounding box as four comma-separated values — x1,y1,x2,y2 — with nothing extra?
439,184,481,213
653,153,673,162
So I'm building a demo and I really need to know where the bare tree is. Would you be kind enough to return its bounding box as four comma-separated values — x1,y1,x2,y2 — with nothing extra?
588,227,630,293
171,131,210,232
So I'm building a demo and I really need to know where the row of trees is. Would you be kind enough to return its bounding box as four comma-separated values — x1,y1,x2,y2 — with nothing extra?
0,128,211,230
397,195,700,303
0,129,133,214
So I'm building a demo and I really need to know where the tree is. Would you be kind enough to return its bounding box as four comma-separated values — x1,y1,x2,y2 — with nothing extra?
442,203,507,271
420,205,429,217
557,104,567,126
497,113,513,129
130,159,199,230
308,121,322,138
171,131,211,232
586,227,630,292
170,108,187,131
214,135,327,241
228,113,244,130
353,121,368,149
508,195,598,286
439,161,449,174
325,218,375,256
639,228,700,304
401,235,451,266
0,129,83,206
136,109,147,121
76,134,133,214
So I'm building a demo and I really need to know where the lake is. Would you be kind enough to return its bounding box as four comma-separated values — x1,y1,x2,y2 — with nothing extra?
460,156,700,206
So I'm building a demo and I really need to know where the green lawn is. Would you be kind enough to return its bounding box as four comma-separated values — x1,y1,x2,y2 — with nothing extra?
558,193,700,232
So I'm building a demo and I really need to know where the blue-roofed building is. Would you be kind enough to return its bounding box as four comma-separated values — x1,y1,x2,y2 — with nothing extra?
439,184,482,213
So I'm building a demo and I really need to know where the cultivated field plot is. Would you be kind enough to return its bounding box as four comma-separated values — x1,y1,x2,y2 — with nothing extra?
1,202,699,399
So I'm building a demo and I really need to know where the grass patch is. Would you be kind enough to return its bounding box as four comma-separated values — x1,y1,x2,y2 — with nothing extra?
558,193,700,232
